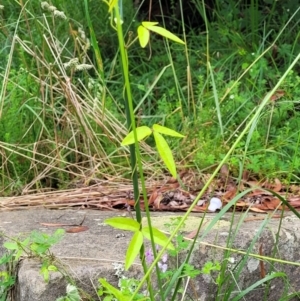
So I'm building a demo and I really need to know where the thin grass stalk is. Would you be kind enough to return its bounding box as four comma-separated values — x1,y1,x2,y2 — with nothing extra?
157,0,185,121
218,209,273,300
263,132,300,299
203,0,210,87
250,0,259,47
232,272,287,301
0,20,20,117
208,62,223,137
178,0,196,118
113,5,141,221
193,0,211,90
217,207,251,299
83,0,104,80
113,4,164,299
220,6,300,104
129,49,300,301
169,211,208,301
134,64,171,114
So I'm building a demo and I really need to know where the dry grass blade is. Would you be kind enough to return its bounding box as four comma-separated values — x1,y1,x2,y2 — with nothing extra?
0,181,160,211
0,11,160,196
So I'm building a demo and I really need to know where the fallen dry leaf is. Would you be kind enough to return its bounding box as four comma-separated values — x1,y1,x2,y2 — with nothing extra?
244,214,282,222
273,178,282,192
269,89,285,102
222,185,237,200
40,222,75,227
249,207,268,213
66,226,89,233
263,197,282,210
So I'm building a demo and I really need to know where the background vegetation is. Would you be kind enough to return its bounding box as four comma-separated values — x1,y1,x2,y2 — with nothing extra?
1,0,300,195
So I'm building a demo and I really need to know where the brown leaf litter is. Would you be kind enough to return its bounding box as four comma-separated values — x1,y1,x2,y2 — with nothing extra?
0,169,299,213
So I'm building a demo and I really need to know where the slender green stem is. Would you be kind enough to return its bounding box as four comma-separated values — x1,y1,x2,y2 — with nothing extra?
84,0,104,80
113,5,164,299
113,4,140,223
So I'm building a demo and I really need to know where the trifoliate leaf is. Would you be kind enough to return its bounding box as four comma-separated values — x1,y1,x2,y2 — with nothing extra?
65,284,81,301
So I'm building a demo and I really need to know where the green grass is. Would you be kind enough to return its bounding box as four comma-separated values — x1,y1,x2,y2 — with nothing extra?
1,0,300,192
1,1,300,298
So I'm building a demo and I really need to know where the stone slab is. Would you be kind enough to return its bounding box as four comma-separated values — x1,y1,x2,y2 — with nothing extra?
0,208,300,300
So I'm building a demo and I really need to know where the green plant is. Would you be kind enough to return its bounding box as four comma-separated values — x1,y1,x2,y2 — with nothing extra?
95,1,300,300
3,229,64,281
2,0,300,299
1,0,152,194
56,284,81,301
0,252,15,301
0,229,65,299
97,1,187,300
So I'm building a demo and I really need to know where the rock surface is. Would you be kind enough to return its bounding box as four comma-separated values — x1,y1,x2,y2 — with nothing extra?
0,208,300,300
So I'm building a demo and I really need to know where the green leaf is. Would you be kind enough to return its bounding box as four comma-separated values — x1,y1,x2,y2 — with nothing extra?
121,126,152,146
105,217,140,232
138,25,150,48
20,237,30,248
142,21,159,27
66,284,81,301
30,243,49,255
48,265,58,272
142,227,175,250
125,231,143,270
231,272,286,301
143,24,185,45
153,124,185,138
153,131,177,178
53,228,65,238
41,266,49,282
99,278,131,301
3,242,18,250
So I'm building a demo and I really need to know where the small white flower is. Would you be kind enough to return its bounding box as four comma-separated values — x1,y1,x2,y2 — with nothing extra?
85,39,91,50
229,95,234,99
78,27,86,40
251,52,255,56
0,5,4,10
48,5,57,12
53,10,67,20
63,58,79,69
112,262,124,278
75,64,93,71
41,2,49,10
